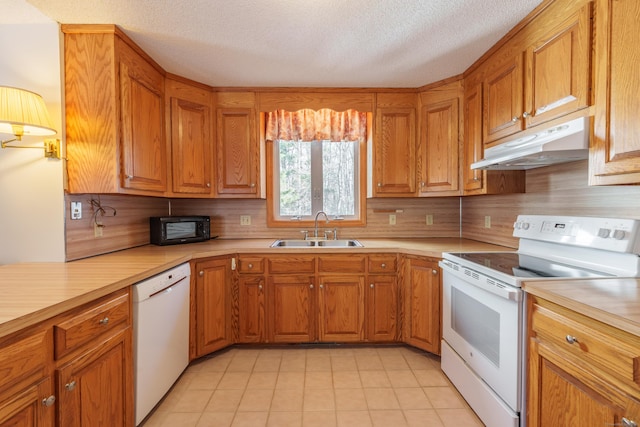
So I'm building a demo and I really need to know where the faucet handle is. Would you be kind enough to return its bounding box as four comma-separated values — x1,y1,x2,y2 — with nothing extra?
323,229,333,240
333,227,338,240
300,230,309,240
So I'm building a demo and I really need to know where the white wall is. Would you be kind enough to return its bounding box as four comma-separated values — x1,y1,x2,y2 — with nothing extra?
0,0,65,263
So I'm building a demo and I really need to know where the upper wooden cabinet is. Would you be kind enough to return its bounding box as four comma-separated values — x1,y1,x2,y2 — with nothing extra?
417,81,462,196
215,92,263,198
482,3,592,145
590,0,640,185
372,93,417,197
462,79,525,195
63,25,168,195
166,78,213,196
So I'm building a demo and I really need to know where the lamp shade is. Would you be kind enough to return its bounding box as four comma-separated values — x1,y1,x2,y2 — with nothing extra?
0,86,56,138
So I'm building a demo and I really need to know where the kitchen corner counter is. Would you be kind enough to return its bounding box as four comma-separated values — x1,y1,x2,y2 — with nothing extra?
0,237,507,339
523,278,640,337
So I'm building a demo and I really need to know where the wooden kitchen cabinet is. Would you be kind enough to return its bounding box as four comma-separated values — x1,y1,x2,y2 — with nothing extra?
483,3,592,144
215,92,262,198
372,93,417,197
462,79,525,195
193,257,233,356
63,25,168,195
366,275,398,342
417,81,461,196
238,276,265,343
0,378,54,427
166,78,213,196
403,256,441,354
268,274,316,343
528,296,640,427
590,0,640,185
317,275,365,342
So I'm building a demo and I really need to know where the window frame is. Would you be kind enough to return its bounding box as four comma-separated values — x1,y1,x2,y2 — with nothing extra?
265,112,370,228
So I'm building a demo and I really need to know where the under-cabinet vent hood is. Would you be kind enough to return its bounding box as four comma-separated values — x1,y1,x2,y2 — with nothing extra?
471,116,590,170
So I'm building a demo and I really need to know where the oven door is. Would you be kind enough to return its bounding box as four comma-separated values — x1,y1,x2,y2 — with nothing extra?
441,266,522,412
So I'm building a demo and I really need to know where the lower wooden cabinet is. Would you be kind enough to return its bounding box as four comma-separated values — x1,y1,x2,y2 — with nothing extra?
0,378,54,427
528,296,640,427
318,275,365,342
56,329,132,427
366,275,398,342
268,275,316,343
403,256,441,354
193,257,233,357
237,275,265,343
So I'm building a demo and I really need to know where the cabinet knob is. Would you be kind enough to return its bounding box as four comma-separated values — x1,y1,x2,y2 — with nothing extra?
319,284,324,289
250,183,256,188
65,381,77,392
309,284,314,289
370,283,374,289
98,317,109,325
432,269,438,275
206,182,211,188
565,335,579,344
522,111,531,118
42,395,56,407
125,174,133,180
511,116,519,123
377,182,382,187
420,182,425,187
248,263,253,269
381,263,386,268
258,284,263,290
199,271,204,277
622,418,638,427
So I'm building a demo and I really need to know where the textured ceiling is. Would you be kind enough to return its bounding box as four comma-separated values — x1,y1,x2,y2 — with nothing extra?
22,0,542,88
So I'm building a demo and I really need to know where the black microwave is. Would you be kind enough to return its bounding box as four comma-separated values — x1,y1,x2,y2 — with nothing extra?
150,216,210,246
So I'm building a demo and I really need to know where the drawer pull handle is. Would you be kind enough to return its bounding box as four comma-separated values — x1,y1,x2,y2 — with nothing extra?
381,263,386,268
622,418,638,427
42,395,56,407
99,317,109,325
370,283,374,289
65,381,77,392
565,335,579,344
199,271,204,277
248,263,253,269
258,285,263,290
309,284,314,289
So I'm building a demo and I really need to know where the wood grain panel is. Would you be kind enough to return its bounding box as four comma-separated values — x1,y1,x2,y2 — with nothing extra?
484,54,524,144
373,108,416,195
268,275,315,342
318,275,365,342
317,254,366,274
0,327,51,396
258,92,374,112
216,108,259,195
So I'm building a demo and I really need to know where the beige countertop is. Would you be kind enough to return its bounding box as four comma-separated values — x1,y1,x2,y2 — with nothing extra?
523,278,640,337
0,237,508,339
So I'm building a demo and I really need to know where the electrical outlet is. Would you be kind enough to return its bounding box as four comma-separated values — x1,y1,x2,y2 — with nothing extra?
94,223,103,237
426,214,433,226
389,214,396,225
71,201,82,220
240,215,251,226
485,215,491,228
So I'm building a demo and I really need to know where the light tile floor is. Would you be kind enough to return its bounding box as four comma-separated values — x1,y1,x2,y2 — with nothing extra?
142,345,484,427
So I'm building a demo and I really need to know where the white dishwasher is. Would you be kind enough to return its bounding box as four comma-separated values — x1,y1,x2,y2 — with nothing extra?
132,262,190,425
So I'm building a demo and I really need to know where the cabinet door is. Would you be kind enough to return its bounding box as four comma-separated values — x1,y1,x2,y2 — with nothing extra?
373,108,416,196
238,276,265,343
366,275,398,342
318,275,365,342
57,329,133,427
119,52,167,193
483,54,524,144
418,97,459,195
590,0,640,185
524,3,592,127
216,108,259,196
169,82,212,195
404,258,441,354
268,275,315,343
462,82,484,193
194,257,232,356
0,378,55,427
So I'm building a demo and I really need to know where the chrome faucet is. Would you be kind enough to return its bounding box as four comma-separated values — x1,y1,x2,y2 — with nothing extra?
314,211,329,239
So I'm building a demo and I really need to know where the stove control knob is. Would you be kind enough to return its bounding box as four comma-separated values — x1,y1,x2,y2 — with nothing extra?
612,229,626,240
522,222,530,230
597,228,611,238
514,222,521,230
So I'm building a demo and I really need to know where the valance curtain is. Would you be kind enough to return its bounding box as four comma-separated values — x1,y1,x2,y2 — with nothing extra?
265,108,367,142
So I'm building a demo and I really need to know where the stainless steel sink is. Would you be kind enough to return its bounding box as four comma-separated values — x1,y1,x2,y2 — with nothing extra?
270,239,363,248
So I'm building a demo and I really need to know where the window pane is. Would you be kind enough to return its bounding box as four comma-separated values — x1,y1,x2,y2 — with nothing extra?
278,140,312,216
322,141,356,216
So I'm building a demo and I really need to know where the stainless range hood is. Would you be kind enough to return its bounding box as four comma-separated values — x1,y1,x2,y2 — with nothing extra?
471,116,590,170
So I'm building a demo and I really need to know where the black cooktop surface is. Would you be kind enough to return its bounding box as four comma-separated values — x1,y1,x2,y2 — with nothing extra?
449,252,614,279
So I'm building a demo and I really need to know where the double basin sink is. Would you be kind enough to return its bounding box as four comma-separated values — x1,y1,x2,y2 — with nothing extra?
270,239,363,248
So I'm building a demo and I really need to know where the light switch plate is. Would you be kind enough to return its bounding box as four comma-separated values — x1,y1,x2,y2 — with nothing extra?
71,202,82,220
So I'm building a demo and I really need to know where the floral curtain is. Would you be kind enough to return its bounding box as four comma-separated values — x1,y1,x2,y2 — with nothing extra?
265,108,367,142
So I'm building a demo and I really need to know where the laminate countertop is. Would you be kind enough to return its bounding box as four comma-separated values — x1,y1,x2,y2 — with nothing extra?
0,237,508,339
523,278,640,337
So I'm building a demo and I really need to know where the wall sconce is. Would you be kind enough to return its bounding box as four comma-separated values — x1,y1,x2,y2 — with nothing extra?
0,86,60,159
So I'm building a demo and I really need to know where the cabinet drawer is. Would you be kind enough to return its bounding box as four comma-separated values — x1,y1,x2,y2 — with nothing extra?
238,256,265,274
318,255,366,274
368,255,397,273
531,301,640,391
54,290,130,360
0,327,51,394
268,256,315,274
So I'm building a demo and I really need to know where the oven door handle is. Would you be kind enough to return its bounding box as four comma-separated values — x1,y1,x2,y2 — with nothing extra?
440,261,521,302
